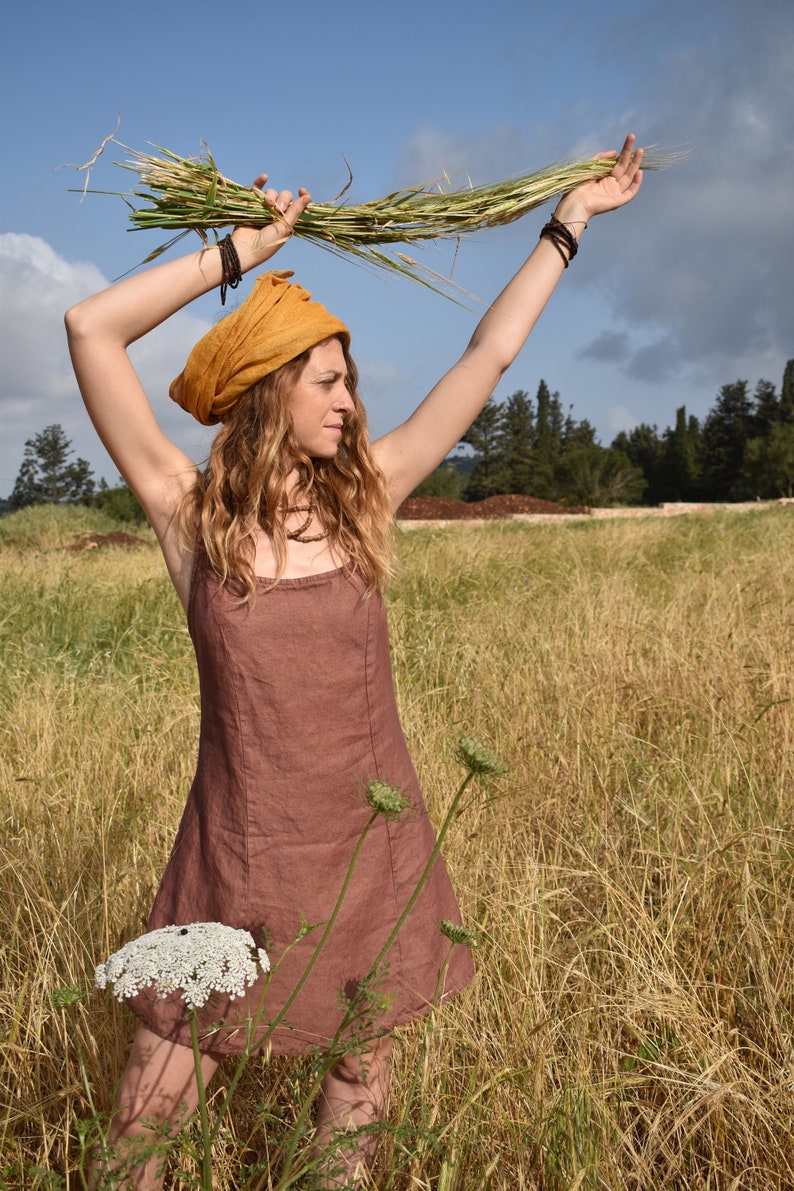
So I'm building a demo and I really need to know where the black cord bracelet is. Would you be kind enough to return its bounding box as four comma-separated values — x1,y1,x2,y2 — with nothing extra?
219,235,242,305
538,215,579,267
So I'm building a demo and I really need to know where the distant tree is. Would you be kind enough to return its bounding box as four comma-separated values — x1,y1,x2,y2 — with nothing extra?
498,390,535,494
780,359,794,422
461,399,508,500
751,378,781,435
737,364,794,497
659,406,700,502
611,423,664,505
532,379,564,498
751,365,794,431
699,381,753,500
11,424,95,509
562,410,597,450
410,464,465,500
94,479,146,523
554,444,646,507
741,424,794,498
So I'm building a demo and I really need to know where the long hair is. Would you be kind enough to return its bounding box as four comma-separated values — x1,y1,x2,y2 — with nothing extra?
177,337,394,600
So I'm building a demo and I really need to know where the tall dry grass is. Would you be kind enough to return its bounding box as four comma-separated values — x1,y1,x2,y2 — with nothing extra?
1,504,792,1188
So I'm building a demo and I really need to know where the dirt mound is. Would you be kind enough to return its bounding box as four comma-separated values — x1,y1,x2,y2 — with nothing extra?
396,494,589,520
63,531,152,552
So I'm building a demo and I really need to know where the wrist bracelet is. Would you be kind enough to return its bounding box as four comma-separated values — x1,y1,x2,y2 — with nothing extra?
219,235,242,305
538,215,580,268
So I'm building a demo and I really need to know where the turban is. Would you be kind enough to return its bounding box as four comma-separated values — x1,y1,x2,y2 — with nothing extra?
170,270,350,426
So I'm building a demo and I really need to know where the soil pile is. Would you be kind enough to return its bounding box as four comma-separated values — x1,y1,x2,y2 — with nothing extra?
396,494,589,520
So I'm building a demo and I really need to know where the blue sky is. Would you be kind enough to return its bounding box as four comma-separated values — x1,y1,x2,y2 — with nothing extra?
1,0,792,494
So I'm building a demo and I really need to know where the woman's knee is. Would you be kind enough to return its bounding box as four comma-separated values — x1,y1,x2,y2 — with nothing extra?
110,1026,221,1133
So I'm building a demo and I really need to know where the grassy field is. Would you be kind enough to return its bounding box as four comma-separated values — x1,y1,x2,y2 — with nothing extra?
1,504,793,1189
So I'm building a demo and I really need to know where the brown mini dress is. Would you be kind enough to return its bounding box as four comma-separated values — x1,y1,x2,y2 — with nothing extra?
128,549,474,1055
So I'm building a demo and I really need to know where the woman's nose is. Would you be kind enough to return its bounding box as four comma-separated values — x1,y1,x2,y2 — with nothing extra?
334,386,354,412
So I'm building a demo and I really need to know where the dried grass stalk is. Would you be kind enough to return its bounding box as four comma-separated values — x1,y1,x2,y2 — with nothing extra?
78,138,683,298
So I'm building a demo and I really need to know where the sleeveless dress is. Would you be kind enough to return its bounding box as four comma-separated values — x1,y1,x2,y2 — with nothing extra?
128,549,474,1055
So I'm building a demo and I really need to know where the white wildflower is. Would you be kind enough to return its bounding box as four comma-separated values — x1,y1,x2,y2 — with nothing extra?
95,923,271,1010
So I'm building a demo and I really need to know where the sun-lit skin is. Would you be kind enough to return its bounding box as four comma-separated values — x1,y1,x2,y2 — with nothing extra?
288,338,354,460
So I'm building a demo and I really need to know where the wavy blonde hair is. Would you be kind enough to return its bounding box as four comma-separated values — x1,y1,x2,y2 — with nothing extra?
177,337,394,600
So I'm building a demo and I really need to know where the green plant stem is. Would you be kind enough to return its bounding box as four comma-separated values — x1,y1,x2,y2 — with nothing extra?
189,1010,213,1191
274,769,478,1188
207,813,379,1151
367,771,476,978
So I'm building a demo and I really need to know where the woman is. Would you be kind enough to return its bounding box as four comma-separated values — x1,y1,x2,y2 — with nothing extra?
66,134,644,1188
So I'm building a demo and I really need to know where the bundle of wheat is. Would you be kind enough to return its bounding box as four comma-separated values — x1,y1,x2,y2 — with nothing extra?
77,138,681,297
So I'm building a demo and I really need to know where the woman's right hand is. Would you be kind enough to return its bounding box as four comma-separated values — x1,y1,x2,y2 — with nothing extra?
231,175,312,267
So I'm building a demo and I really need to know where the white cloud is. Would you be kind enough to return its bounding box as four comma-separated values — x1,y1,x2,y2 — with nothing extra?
0,234,215,494
393,125,532,189
0,234,106,400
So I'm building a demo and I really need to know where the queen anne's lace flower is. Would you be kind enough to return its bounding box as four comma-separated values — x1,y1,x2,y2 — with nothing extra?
95,923,271,1010
366,779,411,819
440,919,479,948
455,735,508,777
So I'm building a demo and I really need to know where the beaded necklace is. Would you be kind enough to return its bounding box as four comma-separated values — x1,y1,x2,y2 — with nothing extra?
284,503,328,544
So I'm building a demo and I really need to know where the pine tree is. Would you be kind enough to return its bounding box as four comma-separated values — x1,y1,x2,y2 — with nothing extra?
533,380,563,499
699,381,753,500
611,423,664,505
751,378,780,434
498,390,535,494
742,425,794,498
461,399,507,499
781,359,794,422
659,407,700,502
10,424,96,509
562,411,596,450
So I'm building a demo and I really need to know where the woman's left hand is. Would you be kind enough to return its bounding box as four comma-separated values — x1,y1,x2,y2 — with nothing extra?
231,174,313,266
554,134,644,225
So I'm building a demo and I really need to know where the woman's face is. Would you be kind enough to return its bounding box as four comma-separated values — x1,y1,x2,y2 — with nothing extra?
289,338,354,458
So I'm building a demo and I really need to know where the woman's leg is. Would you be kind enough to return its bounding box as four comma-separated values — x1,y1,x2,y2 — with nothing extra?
90,1025,222,1191
312,1035,392,1188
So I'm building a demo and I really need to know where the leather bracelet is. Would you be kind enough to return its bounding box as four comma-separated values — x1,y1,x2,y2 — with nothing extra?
219,235,242,305
538,215,579,268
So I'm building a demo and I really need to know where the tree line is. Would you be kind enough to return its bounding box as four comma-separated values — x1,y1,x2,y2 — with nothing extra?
416,359,794,506
5,361,793,518
5,424,142,521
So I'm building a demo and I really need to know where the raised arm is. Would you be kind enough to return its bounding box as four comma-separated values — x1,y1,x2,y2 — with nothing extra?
373,136,644,509
64,178,311,542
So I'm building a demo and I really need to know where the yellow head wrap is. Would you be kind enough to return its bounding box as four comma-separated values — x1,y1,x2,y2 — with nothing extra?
169,270,350,426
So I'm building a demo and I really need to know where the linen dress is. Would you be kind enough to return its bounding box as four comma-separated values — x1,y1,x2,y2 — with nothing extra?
128,548,474,1055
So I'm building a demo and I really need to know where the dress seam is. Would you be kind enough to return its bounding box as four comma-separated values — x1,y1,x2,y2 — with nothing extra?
211,600,251,924
363,594,405,984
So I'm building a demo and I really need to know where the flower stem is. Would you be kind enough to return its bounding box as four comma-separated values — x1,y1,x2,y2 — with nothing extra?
208,813,378,1149
275,771,477,1187
189,1010,212,1190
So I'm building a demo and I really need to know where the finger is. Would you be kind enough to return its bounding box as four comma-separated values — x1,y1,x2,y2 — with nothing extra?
251,173,269,191
273,188,294,213
612,134,637,177
626,147,644,192
282,189,312,229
